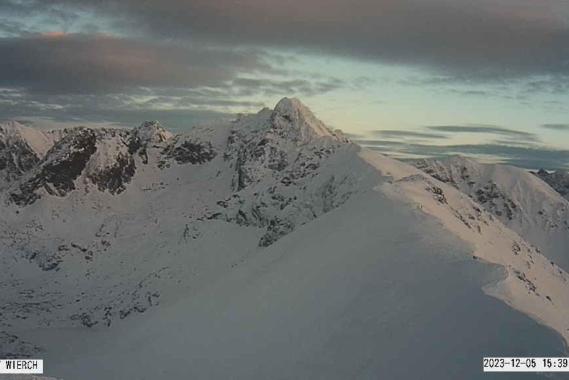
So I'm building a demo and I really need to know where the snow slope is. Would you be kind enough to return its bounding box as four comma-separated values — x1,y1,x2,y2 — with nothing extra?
414,156,569,271
1,99,568,379
28,187,567,380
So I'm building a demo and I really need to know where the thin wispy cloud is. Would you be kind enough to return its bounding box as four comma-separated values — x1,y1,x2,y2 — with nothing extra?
353,123,568,169
427,125,537,139
542,124,569,131
364,141,569,170
370,130,448,140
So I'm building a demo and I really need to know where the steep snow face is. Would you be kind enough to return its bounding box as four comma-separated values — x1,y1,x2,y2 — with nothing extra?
270,97,346,144
414,156,569,270
534,169,569,201
1,99,569,379
0,121,56,189
0,121,54,157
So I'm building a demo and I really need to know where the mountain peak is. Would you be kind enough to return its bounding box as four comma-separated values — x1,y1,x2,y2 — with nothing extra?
271,97,343,144
0,120,53,157
134,120,173,143
0,120,34,140
274,97,305,113
0,119,26,130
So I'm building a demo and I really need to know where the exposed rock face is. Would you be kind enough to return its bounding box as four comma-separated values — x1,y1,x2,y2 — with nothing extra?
0,138,40,183
534,169,569,200
415,156,521,221
224,98,345,192
87,152,136,195
10,128,98,205
473,182,518,220
161,137,217,167
128,121,173,164
0,121,180,203
210,99,355,246
211,171,355,247
0,121,49,189
132,121,173,145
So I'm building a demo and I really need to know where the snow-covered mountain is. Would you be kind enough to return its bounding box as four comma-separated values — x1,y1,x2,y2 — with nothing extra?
414,156,569,271
534,168,569,201
0,121,56,190
1,99,568,379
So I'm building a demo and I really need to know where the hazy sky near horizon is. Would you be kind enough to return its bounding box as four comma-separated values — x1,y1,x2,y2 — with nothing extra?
1,0,568,168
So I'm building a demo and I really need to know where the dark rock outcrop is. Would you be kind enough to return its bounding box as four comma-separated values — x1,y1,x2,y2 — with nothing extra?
87,153,136,195
161,138,217,167
534,169,569,200
10,128,97,205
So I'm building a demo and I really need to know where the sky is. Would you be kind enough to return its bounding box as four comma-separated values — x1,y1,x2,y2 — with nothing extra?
1,0,568,169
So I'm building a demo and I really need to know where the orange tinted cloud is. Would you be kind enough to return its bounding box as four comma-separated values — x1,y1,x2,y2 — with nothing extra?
42,32,67,39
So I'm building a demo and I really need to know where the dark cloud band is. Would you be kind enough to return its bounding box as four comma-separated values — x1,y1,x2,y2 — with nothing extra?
427,125,537,139
0,34,268,94
361,140,569,170
370,130,448,140
23,0,569,82
542,124,569,131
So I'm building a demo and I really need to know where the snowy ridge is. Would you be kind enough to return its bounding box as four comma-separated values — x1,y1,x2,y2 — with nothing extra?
0,99,568,378
371,152,569,344
414,156,569,270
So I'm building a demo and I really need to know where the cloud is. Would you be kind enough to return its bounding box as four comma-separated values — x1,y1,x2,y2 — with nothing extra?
370,130,448,140
542,124,569,131
18,0,569,84
0,74,349,129
0,32,353,126
359,140,569,170
0,34,270,94
351,122,566,169
354,122,566,169
426,125,537,139
0,1,94,36
232,77,346,97
0,89,233,130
